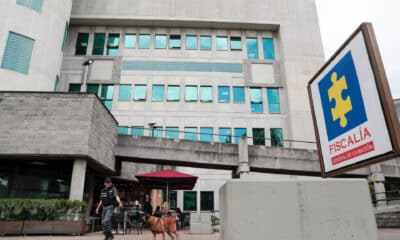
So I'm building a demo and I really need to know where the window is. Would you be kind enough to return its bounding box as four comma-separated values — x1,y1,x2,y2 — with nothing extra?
155,35,167,49
124,34,136,48
139,34,150,49
167,85,180,101
133,85,147,101
184,191,197,211
54,75,59,91
153,127,163,138
166,127,179,139
75,33,89,55
262,38,275,60
16,0,43,12
200,191,214,211
218,86,230,103
216,36,228,51
119,84,131,101
87,84,99,95
184,127,197,141
186,35,198,50
200,86,212,102
233,87,245,103
61,22,68,51
68,84,81,93
185,86,198,101
169,35,181,49
132,127,144,136
118,126,129,135
252,128,265,145
152,85,165,102
271,128,283,147
107,33,120,56
246,38,259,59
267,88,280,113
200,36,211,50
219,128,232,143
101,84,114,110
1,32,34,75
200,127,213,142
92,33,105,55
230,37,242,50
250,87,263,113
234,128,247,144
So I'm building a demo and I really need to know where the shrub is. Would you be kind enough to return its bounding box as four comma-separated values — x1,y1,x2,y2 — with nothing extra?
0,199,87,221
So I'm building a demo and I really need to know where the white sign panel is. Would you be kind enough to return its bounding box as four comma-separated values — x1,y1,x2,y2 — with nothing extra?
308,23,398,176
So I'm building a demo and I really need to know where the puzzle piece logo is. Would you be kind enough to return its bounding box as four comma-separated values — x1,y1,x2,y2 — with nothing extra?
318,51,367,141
328,72,353,128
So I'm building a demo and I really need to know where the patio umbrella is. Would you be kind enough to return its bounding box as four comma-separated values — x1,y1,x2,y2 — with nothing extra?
135,169,198,210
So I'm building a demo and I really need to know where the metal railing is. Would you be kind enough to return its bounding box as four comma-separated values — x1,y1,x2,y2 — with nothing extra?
371,190,400,206
120,126,317,149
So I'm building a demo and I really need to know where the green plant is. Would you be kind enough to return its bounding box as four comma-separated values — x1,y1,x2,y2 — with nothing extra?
0,199,87,221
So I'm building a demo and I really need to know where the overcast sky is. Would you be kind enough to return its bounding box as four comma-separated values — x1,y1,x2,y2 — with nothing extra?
315,0,400,98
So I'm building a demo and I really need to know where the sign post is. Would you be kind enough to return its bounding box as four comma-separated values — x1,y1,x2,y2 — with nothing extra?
308,22,400,177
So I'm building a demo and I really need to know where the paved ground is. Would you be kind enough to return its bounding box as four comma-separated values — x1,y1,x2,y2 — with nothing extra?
1,229,399,239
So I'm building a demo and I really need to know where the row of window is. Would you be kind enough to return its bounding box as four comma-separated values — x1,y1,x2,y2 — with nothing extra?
75,32,275,60
17,0,43,13
69,83,281,114
117,126,284,147
184,191,214,211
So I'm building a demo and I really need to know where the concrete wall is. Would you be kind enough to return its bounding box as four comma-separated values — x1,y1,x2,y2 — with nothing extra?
0,92,117,171
220,178,378,240
0,0,72,91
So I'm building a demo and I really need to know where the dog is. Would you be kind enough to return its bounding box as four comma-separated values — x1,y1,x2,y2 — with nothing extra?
143,214,179,240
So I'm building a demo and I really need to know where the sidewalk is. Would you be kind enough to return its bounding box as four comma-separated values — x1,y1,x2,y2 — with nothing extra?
0,231,220,240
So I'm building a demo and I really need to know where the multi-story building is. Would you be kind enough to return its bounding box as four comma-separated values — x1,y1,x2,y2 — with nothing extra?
0,0,327,213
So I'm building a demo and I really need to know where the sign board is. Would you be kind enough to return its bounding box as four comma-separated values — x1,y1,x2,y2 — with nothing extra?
308,23,400,177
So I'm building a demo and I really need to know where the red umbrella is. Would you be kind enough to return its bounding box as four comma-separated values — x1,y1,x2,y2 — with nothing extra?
136,169,198,210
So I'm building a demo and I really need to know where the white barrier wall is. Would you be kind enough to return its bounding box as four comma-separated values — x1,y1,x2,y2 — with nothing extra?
220,178,378,240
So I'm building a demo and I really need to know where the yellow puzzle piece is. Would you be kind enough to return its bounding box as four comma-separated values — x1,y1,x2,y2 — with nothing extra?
327,72,353,128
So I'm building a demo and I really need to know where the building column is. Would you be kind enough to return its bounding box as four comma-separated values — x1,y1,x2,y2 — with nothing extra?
69,159,87,201
369,164,386,208
237,137,250,177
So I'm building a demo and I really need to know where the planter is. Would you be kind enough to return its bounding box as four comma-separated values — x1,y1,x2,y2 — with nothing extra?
0,221,24,235
21,220,86,235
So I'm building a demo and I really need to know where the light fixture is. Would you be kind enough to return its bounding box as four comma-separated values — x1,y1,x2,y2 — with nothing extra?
31,161,47,166
83,59,94,66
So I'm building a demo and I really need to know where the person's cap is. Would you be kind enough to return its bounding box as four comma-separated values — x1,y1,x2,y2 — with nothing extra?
104,177,112,183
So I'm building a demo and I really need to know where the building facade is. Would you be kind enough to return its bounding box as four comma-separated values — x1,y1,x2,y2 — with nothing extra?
1,0,327,213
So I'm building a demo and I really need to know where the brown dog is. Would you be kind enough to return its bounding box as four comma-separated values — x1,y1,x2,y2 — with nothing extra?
143,215,179,240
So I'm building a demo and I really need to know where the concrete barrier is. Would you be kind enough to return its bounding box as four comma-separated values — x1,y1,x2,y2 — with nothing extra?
220,178,378,240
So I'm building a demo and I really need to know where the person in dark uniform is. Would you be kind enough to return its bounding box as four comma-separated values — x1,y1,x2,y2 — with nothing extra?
95,177,122,240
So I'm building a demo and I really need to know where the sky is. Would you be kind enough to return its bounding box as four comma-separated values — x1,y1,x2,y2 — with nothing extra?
315,0,400,98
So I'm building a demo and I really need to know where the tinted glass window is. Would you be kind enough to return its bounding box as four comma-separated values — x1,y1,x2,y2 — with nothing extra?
233,87,245,103
185,86,198,101
271,128,283,147
166,127,179,139
68,84,81,93
200,86,213,102
170,35,181,49
200,127,213,142
219,128,232,143
167,85,180,101
86,84,99,95
218,86,230,103
107,33,120,56
184,191,197,211
267,88,280,113
186,35,198,50
246,38,259,59
262,38,275,60
118,126,129,135
119,84,131,101
230,37,242,50
252,128,265,145
132,127,144,136
234,128,247,144
152,85,165,102
92,33,105,55
250,87,263,113
155,35,167,49
200,36,211,50
75,33,89,55
153,127,163,138
216,36,228,51
124,34,136,48
200,191,214,211
139,34,150,49
184,127,197,141
133,85,147,100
